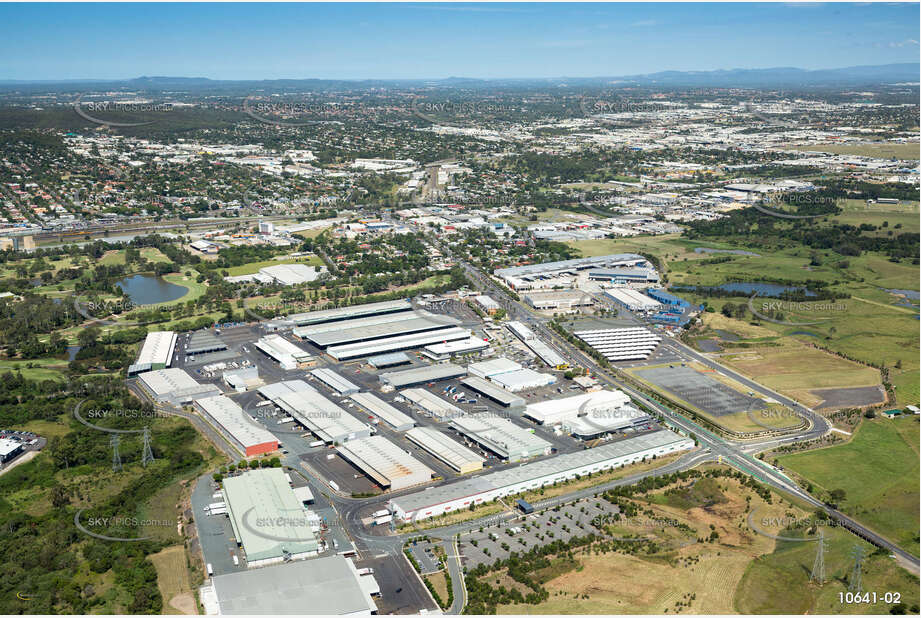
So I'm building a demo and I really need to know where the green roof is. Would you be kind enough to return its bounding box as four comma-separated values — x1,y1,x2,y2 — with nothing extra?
221,468,318,562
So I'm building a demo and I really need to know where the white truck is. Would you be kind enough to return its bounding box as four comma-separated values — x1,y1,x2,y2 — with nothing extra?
372,509,390,519
309,440,325,448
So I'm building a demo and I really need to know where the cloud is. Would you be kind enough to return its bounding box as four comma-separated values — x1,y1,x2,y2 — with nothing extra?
888,39,919,47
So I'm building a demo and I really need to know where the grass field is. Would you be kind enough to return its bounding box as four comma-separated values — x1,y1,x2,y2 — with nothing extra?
150,546,197,615
222,255,323,276
0,357,69,380
791,142,921,160
718,345,882,408
777,417,920,556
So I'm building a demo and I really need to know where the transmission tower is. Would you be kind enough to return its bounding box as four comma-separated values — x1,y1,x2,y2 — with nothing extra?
110,434,122,472
141,426,155,467
810,534,826,585
848,545,865,594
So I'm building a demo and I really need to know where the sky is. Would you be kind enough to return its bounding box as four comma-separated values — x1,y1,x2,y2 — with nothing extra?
0,2,918,81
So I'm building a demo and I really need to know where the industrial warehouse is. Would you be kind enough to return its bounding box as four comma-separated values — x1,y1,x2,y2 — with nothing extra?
389,429,695,521
603,287,661,312
405,427,485,474
273,390,371,444
128,331,177,375
289,298,412,327
337,435,434,491
221,468,320,567
575,327,662,362
401,388,464,419
194,395,279,456
255,334,315,370
506,321,569,369
294,310,460,348
348,392,415,431
450,413,552,462
326,326,473,361
494,253,652,291
378,363,467,388
524,390,652,439
203,555,378,615
136,367,221,405
311,367,361,395
459,375,525,409
524,289,594,312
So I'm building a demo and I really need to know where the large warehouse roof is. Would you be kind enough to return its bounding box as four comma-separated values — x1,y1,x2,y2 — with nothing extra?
459,376,526,408
349,392,415,431
259,263,323,286
489,368,557,392
603,288,661,311
390,429,693,517
257,379,316,401
450,413,551,461
276,390,370,444
136,331,177,368
255,334,313,369
221,468,318,565
185,330,227,356
424,336,490,356
326,327,472,361
295,310,460,347
402,388,464,419
379,363,467,388
406,427,484,474
209,555,377,615
468,357,521,379
524,390,650,437
367,352,411,369
194,395,278,456
494,253,647,278
137,368,221,405
289,299,412,326
337,435,433,491
310,367,360,395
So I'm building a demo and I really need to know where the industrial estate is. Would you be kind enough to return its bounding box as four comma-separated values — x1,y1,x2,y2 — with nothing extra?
0,3,918,616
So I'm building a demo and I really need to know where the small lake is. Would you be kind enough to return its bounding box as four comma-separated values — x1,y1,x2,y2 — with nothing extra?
677,282,818,298
116,274,187,306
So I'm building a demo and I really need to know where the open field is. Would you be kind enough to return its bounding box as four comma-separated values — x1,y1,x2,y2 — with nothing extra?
790,142,921,160
151,545,198,615
833,199,920,235
0,357,69,380
777,417,920,556
495,475,800,614
717,345,883,408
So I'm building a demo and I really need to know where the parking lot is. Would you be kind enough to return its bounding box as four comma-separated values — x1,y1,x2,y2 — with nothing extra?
458,495,622,568
635,365,762,417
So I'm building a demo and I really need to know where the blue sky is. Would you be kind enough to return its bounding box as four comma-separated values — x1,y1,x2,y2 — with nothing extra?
0,3,918,80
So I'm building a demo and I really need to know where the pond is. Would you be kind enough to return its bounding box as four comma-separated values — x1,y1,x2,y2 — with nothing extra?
679,282,817,298
116,274,187,306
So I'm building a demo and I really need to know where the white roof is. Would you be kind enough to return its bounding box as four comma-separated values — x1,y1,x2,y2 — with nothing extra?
136,331,177,367
138,368,215,398
349,392,415,430
402,388,464,419
468,357,521,378
0,437,20,458
310,368,360,394
327,327,472,360
525,390,630,424
603,288,661,310
257,379,316,400
259,263,322,285
490,368,556,392
275,390,369,443
195,395,278,451
337,435,433,490
405,427,484,472
424,336,490,355
450,413,552,459
256,334,313,363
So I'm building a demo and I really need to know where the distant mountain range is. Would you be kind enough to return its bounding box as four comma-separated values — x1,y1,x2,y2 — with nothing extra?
0,63,917,92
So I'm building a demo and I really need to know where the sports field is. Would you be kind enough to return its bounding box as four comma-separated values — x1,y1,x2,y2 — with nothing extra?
777,417,920,555
790,142,920,160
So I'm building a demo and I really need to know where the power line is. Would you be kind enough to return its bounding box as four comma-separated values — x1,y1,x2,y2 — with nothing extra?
810,533,826,585
848,544,865,594
141,426,155,467
110,434,122,472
